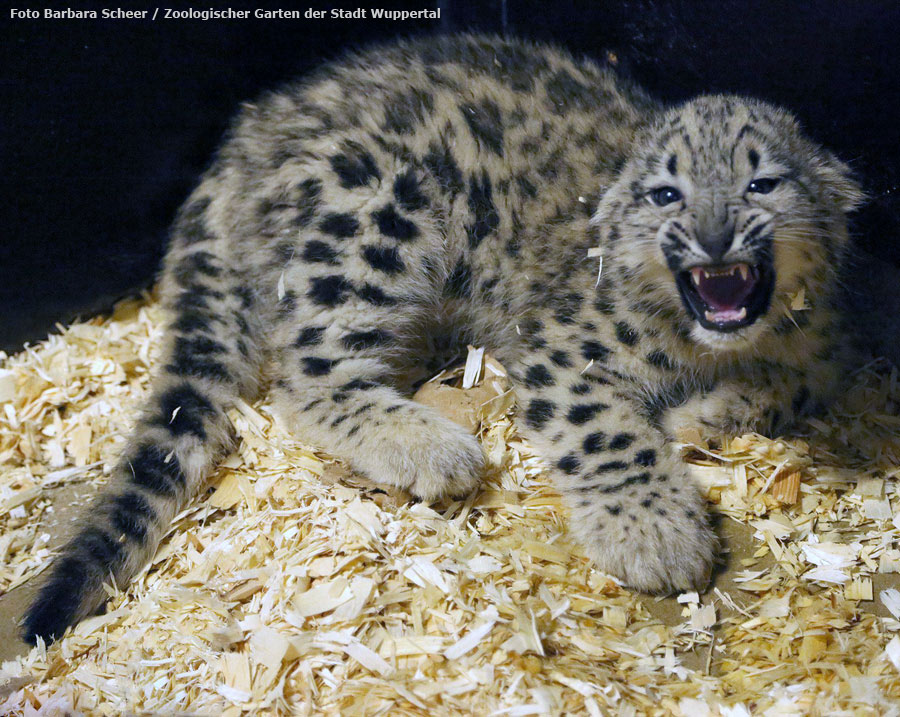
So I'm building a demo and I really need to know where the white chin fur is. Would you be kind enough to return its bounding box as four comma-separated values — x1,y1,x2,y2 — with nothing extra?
690,320,767,350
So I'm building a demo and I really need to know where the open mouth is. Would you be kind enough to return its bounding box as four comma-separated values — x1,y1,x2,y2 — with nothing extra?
675,262,774,333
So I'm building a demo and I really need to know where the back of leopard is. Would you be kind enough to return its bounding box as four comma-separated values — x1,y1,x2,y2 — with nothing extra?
23,35,862,644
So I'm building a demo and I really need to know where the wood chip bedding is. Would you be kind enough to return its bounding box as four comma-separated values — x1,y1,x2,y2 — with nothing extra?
1,293,899,715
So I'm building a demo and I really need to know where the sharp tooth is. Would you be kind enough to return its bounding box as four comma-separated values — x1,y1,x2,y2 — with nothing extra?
738,264,749,281
691,268,702,285
701,268,711,279
703,307,748,324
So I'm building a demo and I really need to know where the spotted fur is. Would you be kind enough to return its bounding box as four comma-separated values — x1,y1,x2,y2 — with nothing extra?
23,35,863,645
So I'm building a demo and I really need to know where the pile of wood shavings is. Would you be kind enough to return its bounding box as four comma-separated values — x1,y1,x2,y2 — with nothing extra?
1,293,900,716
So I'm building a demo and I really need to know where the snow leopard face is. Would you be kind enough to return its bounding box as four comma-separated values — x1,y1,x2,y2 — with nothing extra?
593,95,863,350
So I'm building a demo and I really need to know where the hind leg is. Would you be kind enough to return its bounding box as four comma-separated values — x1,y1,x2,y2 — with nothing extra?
270,295,484,501
255,147,486,498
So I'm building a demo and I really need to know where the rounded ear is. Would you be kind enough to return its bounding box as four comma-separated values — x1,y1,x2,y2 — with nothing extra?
590,159,639,231
590,181,630,243
590,187,616,229
815,151,866,214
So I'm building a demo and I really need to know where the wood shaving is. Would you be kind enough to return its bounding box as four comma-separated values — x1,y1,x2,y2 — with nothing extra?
1,291,899,714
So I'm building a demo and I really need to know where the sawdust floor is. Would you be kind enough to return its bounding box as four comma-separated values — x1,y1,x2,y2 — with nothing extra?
0,482,93,664
2,295,900,715
0,485,806,667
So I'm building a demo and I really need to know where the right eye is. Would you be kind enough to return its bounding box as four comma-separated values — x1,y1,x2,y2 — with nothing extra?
747,177,780,194
648,186,683,206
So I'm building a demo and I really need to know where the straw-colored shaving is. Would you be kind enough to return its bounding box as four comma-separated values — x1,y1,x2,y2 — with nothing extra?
1,291,899,715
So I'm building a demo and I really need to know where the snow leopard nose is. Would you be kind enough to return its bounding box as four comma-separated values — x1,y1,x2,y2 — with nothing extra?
697,227,735,262
696,198,734,261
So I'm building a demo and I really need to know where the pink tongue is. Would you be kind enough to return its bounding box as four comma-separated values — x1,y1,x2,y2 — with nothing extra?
697,272,756,311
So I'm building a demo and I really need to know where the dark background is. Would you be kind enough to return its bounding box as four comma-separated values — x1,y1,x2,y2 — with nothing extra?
3,0,899,352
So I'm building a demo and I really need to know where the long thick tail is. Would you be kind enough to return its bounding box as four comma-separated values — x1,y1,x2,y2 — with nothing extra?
23,190,261,645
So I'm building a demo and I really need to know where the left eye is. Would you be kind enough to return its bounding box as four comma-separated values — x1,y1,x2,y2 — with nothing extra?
648,186,683,206
747,177,780,194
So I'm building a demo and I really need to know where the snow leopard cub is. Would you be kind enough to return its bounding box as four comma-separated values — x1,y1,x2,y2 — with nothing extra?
24,34,863,644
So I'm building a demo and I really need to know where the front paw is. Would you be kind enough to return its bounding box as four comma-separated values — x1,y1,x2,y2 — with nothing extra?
661,393,732,440
572,484,717,593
